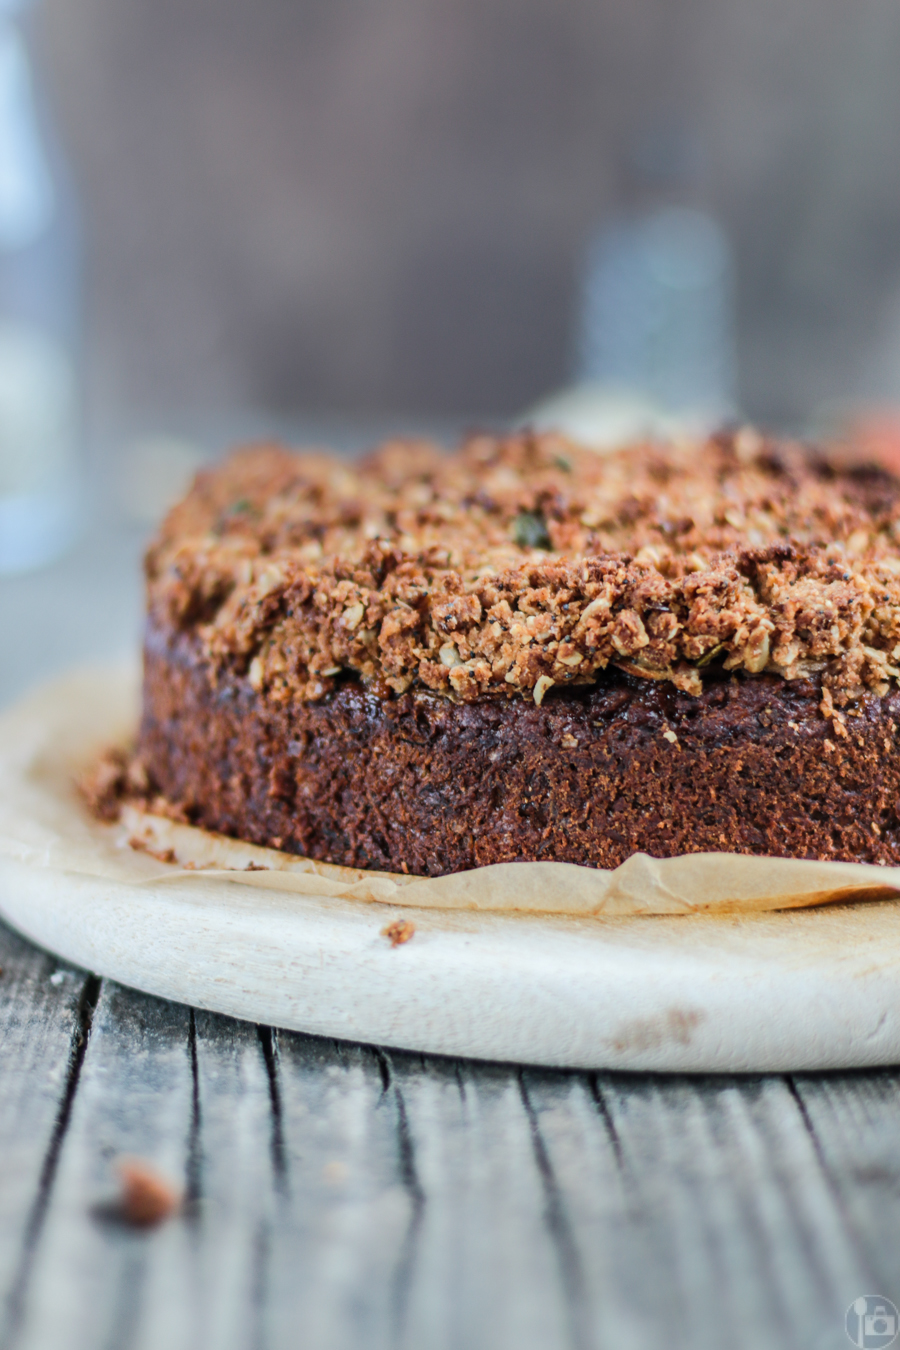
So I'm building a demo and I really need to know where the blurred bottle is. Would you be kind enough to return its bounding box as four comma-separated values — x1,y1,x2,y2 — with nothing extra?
0,0,80,574
576,128,738,430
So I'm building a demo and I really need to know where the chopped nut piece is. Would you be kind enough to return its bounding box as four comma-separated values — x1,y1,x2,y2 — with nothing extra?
662,729,679,745
671,666,702,697
533,675,555,706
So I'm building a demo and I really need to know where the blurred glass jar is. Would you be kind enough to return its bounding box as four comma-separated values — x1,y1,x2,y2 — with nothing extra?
578,206,738,426
0,0,80,574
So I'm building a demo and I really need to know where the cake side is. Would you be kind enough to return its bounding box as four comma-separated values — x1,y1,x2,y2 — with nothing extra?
136,620,900,875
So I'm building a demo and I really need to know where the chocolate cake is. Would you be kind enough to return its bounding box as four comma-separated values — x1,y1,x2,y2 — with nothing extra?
131,428,900,874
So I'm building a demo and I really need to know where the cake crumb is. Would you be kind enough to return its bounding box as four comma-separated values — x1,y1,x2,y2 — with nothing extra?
114,1158,181,1227
128,837,176,865
381,919,415,947
77,747,129,822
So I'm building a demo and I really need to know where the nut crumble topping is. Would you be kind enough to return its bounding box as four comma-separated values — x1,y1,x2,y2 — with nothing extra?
145,428,900,706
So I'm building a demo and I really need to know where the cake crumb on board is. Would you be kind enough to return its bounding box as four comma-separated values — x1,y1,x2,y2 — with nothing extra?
381,919,416,947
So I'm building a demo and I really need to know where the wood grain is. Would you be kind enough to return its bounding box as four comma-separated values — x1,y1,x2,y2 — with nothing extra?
0,925,97,1345
2,916,900,1350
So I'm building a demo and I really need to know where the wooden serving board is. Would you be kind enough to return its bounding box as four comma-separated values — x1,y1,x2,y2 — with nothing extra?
3,853,900,1071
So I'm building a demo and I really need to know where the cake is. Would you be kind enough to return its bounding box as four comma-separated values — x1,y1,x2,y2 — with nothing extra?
128,428,900,875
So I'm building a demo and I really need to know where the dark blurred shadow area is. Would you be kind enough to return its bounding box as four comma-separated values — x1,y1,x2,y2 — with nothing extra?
28,0,900,434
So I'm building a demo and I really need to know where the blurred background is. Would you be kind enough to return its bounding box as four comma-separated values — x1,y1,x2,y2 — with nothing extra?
4,0,900,695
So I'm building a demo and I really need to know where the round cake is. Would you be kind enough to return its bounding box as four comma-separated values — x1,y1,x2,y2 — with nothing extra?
131,428,900,875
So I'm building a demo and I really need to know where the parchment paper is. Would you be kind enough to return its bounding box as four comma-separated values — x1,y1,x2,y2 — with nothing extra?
3,665,900,917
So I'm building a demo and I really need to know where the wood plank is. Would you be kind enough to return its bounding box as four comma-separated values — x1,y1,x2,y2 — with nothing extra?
0,920,97,1343
522,1069,877,1350
9,980,196,1350
393,1053,574,1350
4,938,897,1350
264,1034,426,1350
790,1069,900,1304
149,1009,278,1350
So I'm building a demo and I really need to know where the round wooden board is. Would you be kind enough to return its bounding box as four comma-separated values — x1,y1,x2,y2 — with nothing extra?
3,853,900,1072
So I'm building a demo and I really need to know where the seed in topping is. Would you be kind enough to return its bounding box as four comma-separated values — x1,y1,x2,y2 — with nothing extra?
696,643,726,667
341,602,365,631
743,632,770,674
249,656,264,690
256,567,284,596
533,675,555,706
512,510,551,550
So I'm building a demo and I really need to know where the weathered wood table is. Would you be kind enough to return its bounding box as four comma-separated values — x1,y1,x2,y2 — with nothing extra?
2,920,900,1350
2,495,900,1350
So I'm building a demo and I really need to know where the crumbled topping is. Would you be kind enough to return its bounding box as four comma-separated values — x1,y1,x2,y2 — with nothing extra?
145,428,900,705
77,747,151,820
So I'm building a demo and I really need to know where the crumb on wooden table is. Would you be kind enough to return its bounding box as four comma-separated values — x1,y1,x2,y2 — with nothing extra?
114,1157,181,1227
